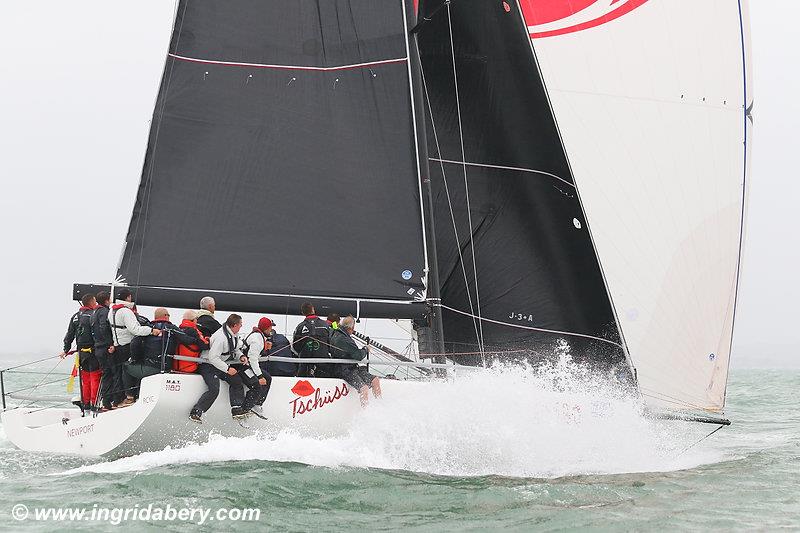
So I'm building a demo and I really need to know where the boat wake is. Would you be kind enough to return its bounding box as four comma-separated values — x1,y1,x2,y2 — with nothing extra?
60,358,731,479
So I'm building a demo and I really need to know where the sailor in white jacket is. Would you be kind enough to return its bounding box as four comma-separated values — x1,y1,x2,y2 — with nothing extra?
190,314,250,421
105,288,161,408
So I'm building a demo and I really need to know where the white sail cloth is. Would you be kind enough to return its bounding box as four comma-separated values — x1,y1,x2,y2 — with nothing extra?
528,0,753,412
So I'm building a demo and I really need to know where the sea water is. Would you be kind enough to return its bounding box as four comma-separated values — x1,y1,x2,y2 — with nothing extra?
0,358,797,531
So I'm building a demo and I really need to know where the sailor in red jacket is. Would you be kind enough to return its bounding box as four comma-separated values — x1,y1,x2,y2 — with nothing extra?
174,310,210,373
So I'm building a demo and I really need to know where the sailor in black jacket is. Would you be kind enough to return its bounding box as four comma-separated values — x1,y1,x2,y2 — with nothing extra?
90,291,118,410
196,296,222,337
291,303,333,377
60,293,102,411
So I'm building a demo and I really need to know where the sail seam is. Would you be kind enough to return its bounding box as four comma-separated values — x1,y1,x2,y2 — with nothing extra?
429,158,575,188
436,303,623,349
168,53,408,72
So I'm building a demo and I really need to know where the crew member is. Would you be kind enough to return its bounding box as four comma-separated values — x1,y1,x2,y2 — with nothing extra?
237,317,274,414
259,319,295,377
292,302,333,377
196,296,221,337
173,310,210,373
108,289,161,408
330,315,382,406
60,293,102,413
91,291,115,411
125,308,193,399
326,313,340,331
190,314,256,422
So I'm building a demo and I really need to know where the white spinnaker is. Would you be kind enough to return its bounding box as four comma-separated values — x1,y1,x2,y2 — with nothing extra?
528,1,752,413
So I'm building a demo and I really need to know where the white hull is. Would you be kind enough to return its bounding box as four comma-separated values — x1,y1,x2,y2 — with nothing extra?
1,373,406,457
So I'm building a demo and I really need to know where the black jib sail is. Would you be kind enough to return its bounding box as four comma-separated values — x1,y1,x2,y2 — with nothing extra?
417,0,626,366
98,0,430,318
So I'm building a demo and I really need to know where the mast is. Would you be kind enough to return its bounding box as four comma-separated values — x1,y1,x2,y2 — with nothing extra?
407,0,446,362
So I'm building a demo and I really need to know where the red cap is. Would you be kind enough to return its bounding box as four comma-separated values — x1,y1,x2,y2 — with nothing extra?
258,317,275,330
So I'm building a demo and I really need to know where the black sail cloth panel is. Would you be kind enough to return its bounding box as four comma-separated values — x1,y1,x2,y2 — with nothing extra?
418,0,625,366
117,0,427,316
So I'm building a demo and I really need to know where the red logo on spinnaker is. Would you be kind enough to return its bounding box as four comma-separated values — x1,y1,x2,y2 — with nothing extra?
291,380,315,397
520,0,648,39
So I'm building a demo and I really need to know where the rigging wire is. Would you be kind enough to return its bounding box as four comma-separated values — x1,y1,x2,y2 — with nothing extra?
18,356,68,410
419,43,482,360
673,424,726,458
445,2,486,362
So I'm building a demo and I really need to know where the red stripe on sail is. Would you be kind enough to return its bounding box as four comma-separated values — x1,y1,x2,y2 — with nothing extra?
520,0,649,39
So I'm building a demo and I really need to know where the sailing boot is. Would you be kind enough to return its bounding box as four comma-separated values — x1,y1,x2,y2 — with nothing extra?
231,406,249,419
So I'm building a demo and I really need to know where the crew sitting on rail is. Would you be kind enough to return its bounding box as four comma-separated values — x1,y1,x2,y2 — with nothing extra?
258,318,296,377
235,317,273,415
196,296,222,337
292,302,334,378
173,310,210,374
190,314,261,422
124,308,196,402
60,293,102,414
108,289,161,409
330,315,382,406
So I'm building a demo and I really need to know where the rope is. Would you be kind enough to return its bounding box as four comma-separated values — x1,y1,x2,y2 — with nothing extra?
674,424,726,458
18,357,68,409
446,1,485,360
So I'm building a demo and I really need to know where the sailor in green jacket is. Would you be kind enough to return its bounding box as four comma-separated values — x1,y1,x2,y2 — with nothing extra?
330,315,381,405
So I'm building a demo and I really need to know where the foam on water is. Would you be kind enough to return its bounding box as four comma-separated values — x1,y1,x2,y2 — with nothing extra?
62,356,729,479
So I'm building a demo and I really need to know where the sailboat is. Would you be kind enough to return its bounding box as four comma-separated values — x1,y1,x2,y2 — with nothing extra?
1,0,752,457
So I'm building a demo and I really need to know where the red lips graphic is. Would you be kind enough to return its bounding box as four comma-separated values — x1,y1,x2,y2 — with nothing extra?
291,380,316,397
520,0,649,39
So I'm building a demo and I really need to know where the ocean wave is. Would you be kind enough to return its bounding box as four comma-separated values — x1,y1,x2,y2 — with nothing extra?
60,357,730,478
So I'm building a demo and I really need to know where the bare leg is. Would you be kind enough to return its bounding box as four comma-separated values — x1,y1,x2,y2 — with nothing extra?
359,385,369,406
371,377,382,398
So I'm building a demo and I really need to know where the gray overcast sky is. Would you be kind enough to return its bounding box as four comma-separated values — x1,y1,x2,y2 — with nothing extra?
0,2,797,367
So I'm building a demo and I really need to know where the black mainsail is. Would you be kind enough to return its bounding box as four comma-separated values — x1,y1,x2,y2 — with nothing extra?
106,0,431,318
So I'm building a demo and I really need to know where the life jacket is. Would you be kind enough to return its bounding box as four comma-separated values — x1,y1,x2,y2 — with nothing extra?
110,303,128,345
242,328,269,358
75,306,96,349
221,326,238,360
173,320,207,373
